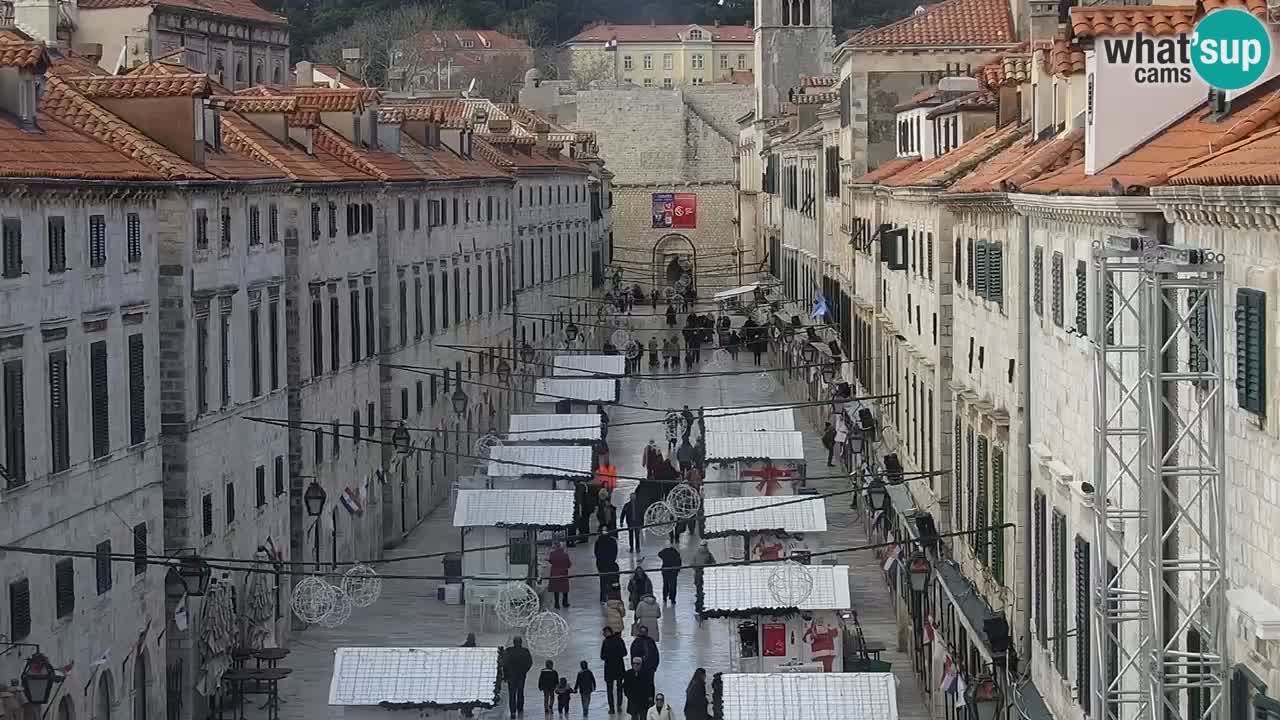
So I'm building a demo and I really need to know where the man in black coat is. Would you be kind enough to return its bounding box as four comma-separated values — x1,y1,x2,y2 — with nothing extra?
629,625,660,674
622,657,655,720
502,636,534,718
600,627,628,714
595,532,619,602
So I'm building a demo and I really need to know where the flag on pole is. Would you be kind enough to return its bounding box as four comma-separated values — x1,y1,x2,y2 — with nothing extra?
604,37,618,50
90,649,111,667
940,656,957,692
811,293,829,320
58,661,75,675
882,543,899,572
954,673,969,708
174,602,189,631
923,613,936,644
264,536,279,562
340,487,363,514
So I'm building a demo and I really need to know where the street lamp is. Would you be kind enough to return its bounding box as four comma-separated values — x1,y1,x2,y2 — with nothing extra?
907,552,931,593
303,480,327,517
565,322,579,343
496,358,512,382
20,652,58,705
967,675,1004,720
801,342,818,364
519,342,536,365
451,387,470,417
392,421,412,453
820,361,838,384
866,478,888,511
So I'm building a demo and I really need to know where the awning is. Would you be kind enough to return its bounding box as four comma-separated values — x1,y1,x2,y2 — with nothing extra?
703,496,828,536
884,483,917,515
701,565,851,613
715,673,897,720
553,354,625,377
705,431,806,461
486,445,593,477
935,562,997,663
507,414,601,442
534,377,618,404
704,406,796,433
452,489,576,528
328,647,499,707
713,282,761,301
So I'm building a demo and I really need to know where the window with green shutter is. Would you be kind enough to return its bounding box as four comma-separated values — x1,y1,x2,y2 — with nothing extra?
2,359,24,485
128,333,145,445
132,523,147,575
954,238,962,285
967,238,976,290
975,241,988,297
975,435,989,565
95,540,111,594
1235,288,1266,415
987,243,1004,306
954,415,963,530
1076,260,1089,336
1034,492,1047,647
1103,271,1115,344
1033,246,1044,317
1075,536,1092,710
991,447,1005,582
55,558,74,618
90,340,109,458
1052,509,1068,673
8,578,30,641
966,429,976,553
1052,252,1064,327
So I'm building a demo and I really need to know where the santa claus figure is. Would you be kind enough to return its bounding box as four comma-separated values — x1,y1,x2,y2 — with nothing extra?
803,617,840,672
752,538,784,561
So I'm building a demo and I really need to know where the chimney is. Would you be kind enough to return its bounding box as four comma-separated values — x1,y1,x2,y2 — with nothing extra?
0,61,44,131
12,0,58,43
649,18,655,26
341,48,362,82
1028,0,1062,48
714,19,720,27
295,60,313,87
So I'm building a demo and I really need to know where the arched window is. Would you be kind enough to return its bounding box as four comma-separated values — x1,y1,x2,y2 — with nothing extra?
96,671,114,720
801,0,811,25
253,60,263,84
57,696,74,720
272,64,281,85
133,651,149,720
235,59,245,83
781,0,790,25
213,58,225,84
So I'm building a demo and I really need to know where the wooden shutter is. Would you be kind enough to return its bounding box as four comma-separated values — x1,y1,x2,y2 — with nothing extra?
966,429,976,552
975,435,989,564
1052,252,1064,327
274,456,284,497
95,540,112,594
2,359,24,483
8,578,30,640
364,284,375,355
127,212,141,262
1034,492,1047,646
128,334,145,445
256,465,266,507
975,241,989,298
55,558,74,618
133,523,147,575
954,238,962,285
1235,288,1267,415
1076,260,1089,335
926,232,934,280
966,238,976,289
1075,536,1092,709
90,340,109,458
269,298,280,391
225,481,236,525
988,243,1004,305
1033,246,1044,317
202,493,213,537
990,446,1005,582
2,217,21,277
48,350,68,472
1052,509,1068,671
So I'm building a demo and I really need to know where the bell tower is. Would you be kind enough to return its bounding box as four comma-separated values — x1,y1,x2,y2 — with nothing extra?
753,0,834,119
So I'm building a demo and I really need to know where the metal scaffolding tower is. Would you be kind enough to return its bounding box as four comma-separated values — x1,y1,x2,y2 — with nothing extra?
1091,238,1227,720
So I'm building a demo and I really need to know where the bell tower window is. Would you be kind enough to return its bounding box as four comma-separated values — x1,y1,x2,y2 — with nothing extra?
782,0,790,25
801,0,811,25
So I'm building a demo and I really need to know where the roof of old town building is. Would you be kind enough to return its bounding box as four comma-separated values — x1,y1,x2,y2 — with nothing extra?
1069,0,1265,39
947,128,1085,193
1164,125,1280,186
885,122,1024,187
408,29,532,52
1040,39,1085,76
979,48,1031,88
566,22,753,44
849,157,921,185
77,0,287,25
1023,78,1280,195
926,89,997,118
845,0,1017,48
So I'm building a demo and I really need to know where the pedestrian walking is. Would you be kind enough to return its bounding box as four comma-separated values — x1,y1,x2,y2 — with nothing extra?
651,289,659,311
647,337,659,368
657,541,681,604
548,542,571,609
665,304,677,327
598,404,610,439
683,669,709,720
601,628,627,713
633,593,662,641
627,566,653,610
621,498,641,552
645,694,674,720
555,678,575,716
629,626,660,674
663,413,679,454
605,586,627,629
574,661,596,716
623,658,654,720
679,405,694,437
822,421,837,467
675,439,694,473
594,532,618,602
597,492,617,533
692,542,715,604
539,661,560,714
504,637,534,718
751,336,765,365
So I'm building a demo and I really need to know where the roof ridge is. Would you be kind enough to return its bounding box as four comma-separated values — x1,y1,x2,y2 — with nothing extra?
1165,122,1280,180
219,115,301,180
1003,127,1085,188
313,124,385,180
851,0,1015,48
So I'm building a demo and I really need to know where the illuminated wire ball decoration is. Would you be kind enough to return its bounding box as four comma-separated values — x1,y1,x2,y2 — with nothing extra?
291,576,337,624
712,349,732,365
524,611,571,656
663,286,678,300
674,275,691,293
495,582,541,628
473,432,503,459
642,500,677,540
666,483,703,520
753,371,779,395
611,329,631,348
634,379,660,404
318,584,353,628
767,560,815,606
341,564,382,608
624,340,642,360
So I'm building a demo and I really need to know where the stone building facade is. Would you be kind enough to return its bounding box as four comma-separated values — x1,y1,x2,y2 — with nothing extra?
562,22,753,88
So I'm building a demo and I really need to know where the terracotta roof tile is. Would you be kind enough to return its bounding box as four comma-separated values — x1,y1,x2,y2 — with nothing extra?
310,63,364,87
40,74,210,180
0,111,161,181
794,92,838,105
69,73,210,98
1165,125,1280,185
286,109,319,127
927,89,998,117
234,85,278,96
214,95,298,113
291,88,367,112
46,50,111,77
848,0,1016,48
312,125,422,182
1043,39,1085,76
1024,84,1280,194
566,22,752,44
802,75,837,87
851,157,921,184
0,36,47,69
219,115,373,183
949,127,1083,192
392,104,445,123
77,0,286,25
1070,0,1265,39
398,132,510,181
980,50,1031,88
884,122,1026,187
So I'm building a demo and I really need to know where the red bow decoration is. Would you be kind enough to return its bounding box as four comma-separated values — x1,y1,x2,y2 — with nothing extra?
741,464,793,495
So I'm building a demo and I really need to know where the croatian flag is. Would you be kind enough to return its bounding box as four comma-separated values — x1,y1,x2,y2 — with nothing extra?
340,487,363,515
882,540,902,572
923,613,936,644
940,656,958,693
604,37,618,50
811,293,829,320
954,673,969,708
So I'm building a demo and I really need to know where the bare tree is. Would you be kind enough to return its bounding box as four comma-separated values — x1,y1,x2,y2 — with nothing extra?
309,5,460,88
569,49,617,88
471,53,531,102
497,15,548,50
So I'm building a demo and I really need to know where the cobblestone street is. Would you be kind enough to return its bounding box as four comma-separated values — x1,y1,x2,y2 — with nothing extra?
276,340,930,720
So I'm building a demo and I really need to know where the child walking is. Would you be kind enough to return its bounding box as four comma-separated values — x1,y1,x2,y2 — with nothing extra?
554,678,575,716
539,660,559,714
574,660,597,716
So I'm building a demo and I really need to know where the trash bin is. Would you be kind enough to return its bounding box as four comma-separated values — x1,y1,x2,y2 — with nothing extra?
443,552,463,584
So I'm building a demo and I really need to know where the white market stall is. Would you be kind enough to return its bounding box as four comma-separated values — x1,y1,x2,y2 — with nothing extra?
534,377,619,410
485,445,593,489
705,431,807,497
553,354,626,377
704,406,797,433
712,672,898,720
453,489,575,589
703,495,828,563
328,646,500,719
507,413,602,444
699,565,852,673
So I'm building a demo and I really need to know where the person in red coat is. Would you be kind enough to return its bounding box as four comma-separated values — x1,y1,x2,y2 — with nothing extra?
548,542,573,609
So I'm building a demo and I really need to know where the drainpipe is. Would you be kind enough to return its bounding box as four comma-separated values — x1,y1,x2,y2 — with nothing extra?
1018,211,1033,661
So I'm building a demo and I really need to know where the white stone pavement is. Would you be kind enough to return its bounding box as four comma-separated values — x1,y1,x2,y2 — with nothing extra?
269,347,930,720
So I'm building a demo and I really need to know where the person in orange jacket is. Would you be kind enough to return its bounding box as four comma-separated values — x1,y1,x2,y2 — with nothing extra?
597,461,618,490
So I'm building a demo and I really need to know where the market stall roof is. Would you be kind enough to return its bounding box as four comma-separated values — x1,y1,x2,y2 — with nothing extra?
486,445,592,477
328,647,500,709
705,431,806,461
713,282,761,301
553,354,626,377
700,565,851,615
507,413,602,442
714,672,898,720
704,406,796,433
703,496,828,537
534,377,618,404
452,489,576,528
